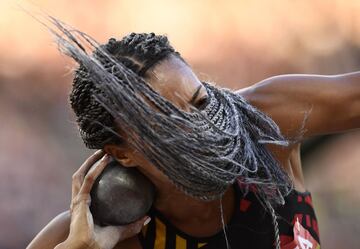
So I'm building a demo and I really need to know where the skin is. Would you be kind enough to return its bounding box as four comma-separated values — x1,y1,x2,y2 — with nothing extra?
27,54,360,249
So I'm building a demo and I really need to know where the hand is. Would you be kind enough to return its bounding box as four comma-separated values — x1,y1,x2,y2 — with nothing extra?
58,150,150,249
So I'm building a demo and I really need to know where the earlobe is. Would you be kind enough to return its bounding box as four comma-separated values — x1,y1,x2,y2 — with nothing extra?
103,144,120,157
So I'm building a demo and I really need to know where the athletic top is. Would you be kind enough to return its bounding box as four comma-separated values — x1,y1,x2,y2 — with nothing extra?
139,180,320,249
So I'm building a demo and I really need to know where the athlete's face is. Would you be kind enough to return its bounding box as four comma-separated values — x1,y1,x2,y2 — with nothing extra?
104,54,209,188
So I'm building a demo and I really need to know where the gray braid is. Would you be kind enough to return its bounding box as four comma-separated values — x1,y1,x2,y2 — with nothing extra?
48,17,292,205
266,200,281,249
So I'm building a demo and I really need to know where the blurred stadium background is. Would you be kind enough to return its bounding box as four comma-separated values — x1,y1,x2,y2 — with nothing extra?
0,0,360,248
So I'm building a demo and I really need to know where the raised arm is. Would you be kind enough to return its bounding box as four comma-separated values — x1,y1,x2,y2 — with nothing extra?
237,72,360,140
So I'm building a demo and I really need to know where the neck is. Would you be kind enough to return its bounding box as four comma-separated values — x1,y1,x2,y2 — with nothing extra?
136,163,235,228
152,174,234,224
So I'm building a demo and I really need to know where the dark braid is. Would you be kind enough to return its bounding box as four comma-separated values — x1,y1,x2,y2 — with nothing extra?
69,33,180,149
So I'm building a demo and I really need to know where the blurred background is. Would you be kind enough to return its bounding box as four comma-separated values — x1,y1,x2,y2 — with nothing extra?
1,0,360,248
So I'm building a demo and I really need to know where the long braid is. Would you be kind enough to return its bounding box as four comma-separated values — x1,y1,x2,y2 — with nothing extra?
266,201,281,249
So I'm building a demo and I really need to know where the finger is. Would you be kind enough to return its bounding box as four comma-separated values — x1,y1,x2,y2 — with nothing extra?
121,216,150,235
72,150,104,198
79,154,110,195
117,216,151,240
77,150,105,177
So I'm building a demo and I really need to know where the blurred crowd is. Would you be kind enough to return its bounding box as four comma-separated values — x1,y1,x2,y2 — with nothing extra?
0,1,360,248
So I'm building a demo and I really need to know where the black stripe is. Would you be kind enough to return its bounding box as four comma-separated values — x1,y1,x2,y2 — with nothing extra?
165,225,176,249
145,218,156,249
186,239,197,249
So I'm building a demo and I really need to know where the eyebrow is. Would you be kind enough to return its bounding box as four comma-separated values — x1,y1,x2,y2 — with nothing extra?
190,85,202,104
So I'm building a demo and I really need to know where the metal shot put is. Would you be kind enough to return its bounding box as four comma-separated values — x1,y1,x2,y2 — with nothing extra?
90,159,155,226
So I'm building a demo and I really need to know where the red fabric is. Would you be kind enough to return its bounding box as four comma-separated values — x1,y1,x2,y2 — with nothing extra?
239,199,251,212
306,215,311,227
305,195,313,207
312,219,319,238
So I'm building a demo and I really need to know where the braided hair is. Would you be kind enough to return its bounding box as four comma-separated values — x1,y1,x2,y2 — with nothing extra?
46,18,291,249
70,33,181,149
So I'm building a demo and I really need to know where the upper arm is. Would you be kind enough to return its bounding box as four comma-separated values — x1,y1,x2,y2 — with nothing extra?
26,210,70,249
236,72,360,140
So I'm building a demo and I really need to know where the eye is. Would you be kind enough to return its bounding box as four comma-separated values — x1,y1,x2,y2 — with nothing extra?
194,97,208,109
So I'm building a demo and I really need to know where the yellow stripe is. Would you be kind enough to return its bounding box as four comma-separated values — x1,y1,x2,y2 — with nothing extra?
154,218,166,249
198,242,207,248
175,235,187,249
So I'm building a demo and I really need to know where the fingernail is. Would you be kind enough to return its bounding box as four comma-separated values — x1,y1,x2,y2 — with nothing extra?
143,217,151,226
101,154,109,162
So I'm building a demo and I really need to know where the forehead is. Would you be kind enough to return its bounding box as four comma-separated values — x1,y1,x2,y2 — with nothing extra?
144,55,207,111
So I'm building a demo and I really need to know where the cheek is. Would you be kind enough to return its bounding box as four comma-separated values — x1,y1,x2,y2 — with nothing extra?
134,155,171,182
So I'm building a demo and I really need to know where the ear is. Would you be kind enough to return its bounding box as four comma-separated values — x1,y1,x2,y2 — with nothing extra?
103,144,137,167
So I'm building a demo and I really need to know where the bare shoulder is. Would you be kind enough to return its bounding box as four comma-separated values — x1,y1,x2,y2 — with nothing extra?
26,210,70,249
235,84,307,190
113,236,143,249
235,76,317,139
234,81,301,138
